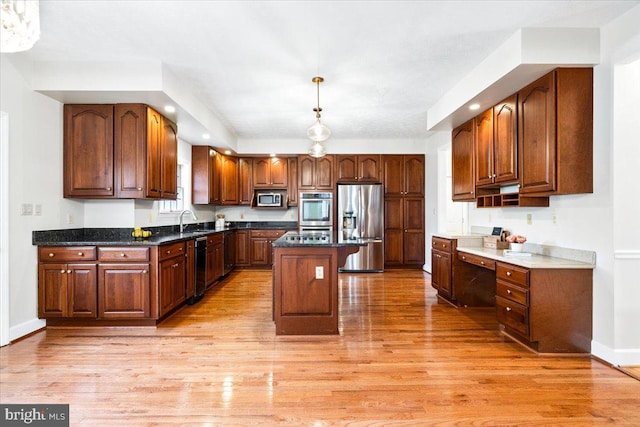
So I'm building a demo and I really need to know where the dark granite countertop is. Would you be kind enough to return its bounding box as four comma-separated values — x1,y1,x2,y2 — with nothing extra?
272,231,366,248
32,221,298,246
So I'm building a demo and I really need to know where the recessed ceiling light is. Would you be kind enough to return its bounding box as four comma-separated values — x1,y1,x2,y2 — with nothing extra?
202,133,211,140
164,105,176,113
469,103,480,111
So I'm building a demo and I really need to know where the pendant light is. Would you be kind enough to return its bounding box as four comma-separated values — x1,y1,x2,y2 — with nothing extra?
307,76,330,157
0,0,41,53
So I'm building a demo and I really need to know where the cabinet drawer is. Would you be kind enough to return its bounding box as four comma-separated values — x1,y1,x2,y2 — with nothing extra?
159,242,185,261
251,230,285,239
496,280,528,306
207,233,223,246
496,296,529,337
39,246,97,262
98,247,150,262
496,262,529,287
458,251,495,270
431,237,452,253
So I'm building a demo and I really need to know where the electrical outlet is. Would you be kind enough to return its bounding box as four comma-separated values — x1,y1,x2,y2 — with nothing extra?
240,213,244,219
67,214,74,224
315,266,324,280
552,214,557,225
526,213,532,225
148,213,153,223
488,213,492,222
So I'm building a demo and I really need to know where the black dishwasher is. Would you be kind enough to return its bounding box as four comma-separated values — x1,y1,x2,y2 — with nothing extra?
187,236,207,304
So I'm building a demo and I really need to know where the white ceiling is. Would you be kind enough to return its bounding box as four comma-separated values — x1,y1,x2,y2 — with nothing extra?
19,0,640,143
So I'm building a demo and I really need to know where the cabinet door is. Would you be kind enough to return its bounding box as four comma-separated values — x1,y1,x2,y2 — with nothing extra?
384,229,404,266
235,230,251,266
192,146,214,204
475,108,494,186
63,104,114,198
270,157,288,187
146,107,162,198
451,120,475,201
250,237,270,266
518,72,556,194
403,156,424,197
212,243,224,282
238,158,253,205
434,251,452,298
287,157,298,206
430,251,440,290
38,263,68,318
159,256,184,315
98,264,149,318
382,155,404,196
336,155,358,182
315,155,335,190
206,246,217,285
185,240,195,299
221,155,239,204
68,264,98,318
493,95,518,184
298,155,316,190
252,158,271,187
359,155,381,182
161,117,178,199
403,198,425,265
114,104,146,198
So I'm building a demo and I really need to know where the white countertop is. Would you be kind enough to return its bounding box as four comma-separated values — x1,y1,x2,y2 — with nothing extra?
456,245,595,269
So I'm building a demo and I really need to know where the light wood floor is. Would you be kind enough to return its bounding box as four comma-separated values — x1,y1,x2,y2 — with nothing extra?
2,270,639,426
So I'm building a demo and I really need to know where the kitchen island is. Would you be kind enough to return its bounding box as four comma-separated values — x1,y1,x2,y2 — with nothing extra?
271,232,364,335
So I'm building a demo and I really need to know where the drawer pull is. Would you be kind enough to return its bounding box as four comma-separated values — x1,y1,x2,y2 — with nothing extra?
48,253,55,257
106,187,112,191
442,244,446,248
507,289,512,294
506,307,512,312
433,242,436,246
142,270,148,274
67,270,71,274
137,187,143,191
506,271,512,276
60,269,66,274
480,261,485,265
78,252,84,256
120,253,126,257
166,250,171,254
462,256,466,260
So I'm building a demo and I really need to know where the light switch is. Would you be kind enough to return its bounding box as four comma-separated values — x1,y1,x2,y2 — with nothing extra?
34,204,42,216
21,204,33,215
315,266,324,280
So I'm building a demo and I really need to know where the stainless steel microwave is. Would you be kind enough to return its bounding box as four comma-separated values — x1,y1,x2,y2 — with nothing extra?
256,192,282,207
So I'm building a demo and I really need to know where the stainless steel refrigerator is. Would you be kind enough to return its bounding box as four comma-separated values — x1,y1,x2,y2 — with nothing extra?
337,183,384,272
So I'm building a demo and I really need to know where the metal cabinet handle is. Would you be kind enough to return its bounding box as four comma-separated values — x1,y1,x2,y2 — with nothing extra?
480,261,485,265
137,187,143,191
506,307,512,312
67,270,71,273
506,271,512,276
78,252,84,256
462,256,466,260
442,244,446,248
120,253,126,257
48,253,55,257
166,250,171,254
106,187,112,191
60,269,66,274
142,270,148,274
507,289,512,294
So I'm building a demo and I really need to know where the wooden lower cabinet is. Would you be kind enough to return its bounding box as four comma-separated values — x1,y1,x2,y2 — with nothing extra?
98,264,150,318
206,233,224,286
249,230,286,268
431,248,451,298
159,242,187,316
38,262,97,318
385,197,425,268
235,230,251,266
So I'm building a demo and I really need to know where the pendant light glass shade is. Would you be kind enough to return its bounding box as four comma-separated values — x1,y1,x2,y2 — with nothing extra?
0,0,40,53
306,118,331,142
308,141,327,158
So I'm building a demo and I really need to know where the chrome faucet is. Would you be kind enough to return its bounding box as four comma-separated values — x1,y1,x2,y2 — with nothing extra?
179,210,198,233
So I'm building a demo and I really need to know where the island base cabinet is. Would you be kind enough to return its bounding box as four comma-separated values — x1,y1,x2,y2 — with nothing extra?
273,247,338,335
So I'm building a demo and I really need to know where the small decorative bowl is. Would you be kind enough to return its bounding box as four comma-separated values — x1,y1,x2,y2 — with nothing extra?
510,242,525,252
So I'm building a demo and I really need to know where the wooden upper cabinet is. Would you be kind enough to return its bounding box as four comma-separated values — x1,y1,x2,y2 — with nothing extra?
220,155,239,205
160,117,178,199
383,155,424,197
253,157,288,188
114,104,146,198
451,119,475,201
493,95,518,185
238,157,252,205
475,108,494,187
192,146,217,204
64,104,115,198
336,155,381,182
146,107,163,198
287,157,298,206
298,155,334,191
518,68,592,195
65,103,177,200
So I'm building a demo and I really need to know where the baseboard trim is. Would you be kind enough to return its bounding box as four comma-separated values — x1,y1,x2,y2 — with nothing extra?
591,340,640,366
9,318,46,343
